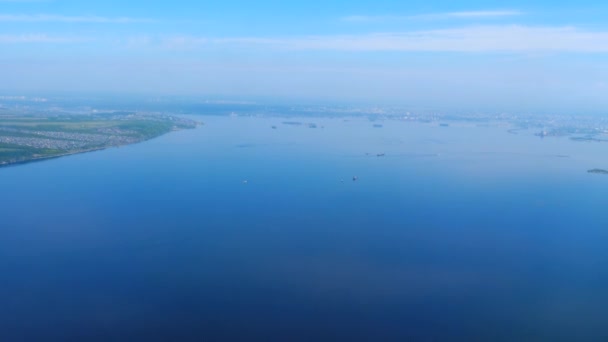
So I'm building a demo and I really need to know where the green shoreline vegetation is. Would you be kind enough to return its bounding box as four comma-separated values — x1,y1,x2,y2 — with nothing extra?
0,111,197,167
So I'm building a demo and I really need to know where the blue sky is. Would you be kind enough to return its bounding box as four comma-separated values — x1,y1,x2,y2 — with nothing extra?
1,0,608,111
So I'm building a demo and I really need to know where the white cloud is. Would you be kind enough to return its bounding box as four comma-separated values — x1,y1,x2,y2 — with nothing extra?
0,34,85,43
169,25,608,53
5,25,608,55
162,36,208,49
445,10,522,18
0,14,153,23
342,10,522,22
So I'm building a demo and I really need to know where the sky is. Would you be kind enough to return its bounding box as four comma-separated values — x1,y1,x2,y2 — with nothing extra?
1,0,608,112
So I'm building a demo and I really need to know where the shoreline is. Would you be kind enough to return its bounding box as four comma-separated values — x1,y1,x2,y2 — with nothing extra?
0,128,185,169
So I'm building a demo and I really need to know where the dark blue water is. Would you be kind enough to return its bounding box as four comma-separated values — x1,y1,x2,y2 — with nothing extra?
2,116,608,341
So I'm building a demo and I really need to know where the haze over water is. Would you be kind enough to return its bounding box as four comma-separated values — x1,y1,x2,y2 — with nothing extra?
2,115,608,341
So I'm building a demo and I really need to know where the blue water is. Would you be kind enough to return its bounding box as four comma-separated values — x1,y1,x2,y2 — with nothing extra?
2,116,608,341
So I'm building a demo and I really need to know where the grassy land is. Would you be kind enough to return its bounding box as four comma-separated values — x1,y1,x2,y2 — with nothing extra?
0,143,63,163
0,112,196,166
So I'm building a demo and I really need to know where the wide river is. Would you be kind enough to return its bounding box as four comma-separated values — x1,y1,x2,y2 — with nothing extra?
2,115,608,341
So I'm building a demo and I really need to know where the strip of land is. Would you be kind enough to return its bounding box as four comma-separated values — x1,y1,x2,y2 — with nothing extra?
588,169,608,175
0,111,197,167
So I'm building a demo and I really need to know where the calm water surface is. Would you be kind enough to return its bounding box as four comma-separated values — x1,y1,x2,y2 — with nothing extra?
1,116,608,341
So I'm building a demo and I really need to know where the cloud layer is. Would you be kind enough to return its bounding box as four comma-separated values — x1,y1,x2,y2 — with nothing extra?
164,26,608,53
0,33,83,43
0,14,153,23
4,24,608,54
342,10,523,22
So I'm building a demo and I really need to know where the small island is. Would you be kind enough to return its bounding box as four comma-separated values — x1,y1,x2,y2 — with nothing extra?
588,169,608,175
0,111,197,167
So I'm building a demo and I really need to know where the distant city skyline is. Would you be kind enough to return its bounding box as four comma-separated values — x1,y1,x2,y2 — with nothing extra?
1,0,608,112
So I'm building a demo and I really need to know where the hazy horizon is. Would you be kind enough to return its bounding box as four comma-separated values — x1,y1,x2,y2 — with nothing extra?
1,0,608,113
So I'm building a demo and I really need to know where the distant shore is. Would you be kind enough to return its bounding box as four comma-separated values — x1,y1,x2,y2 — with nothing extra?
588,169,608,175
